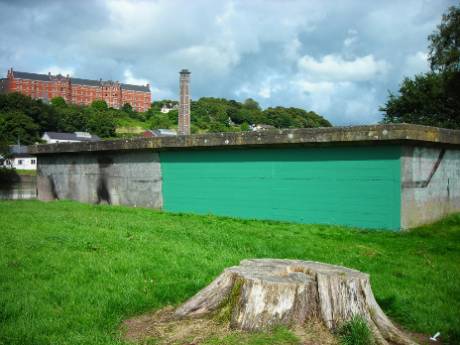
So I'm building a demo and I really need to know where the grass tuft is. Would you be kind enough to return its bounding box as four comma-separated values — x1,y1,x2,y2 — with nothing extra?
337,316,374,345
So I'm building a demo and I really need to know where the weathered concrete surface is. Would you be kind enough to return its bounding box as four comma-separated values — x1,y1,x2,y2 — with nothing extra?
28,124,460,155
37,151,162,208
401,146,460,229
0,175,36,200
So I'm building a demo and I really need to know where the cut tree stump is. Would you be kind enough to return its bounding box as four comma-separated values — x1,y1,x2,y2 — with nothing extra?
174,259,418,345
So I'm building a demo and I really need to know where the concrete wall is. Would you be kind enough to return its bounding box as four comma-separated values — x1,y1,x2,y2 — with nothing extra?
37,151,162,208
0,175,36,200
401,146,460,229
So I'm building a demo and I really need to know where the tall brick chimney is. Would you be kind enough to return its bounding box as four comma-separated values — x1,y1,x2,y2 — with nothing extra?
178,69,191,135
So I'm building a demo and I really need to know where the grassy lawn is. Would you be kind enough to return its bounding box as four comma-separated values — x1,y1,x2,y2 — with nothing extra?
0,200,459,345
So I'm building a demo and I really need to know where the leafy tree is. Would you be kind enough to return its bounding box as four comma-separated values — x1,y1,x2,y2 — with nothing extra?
58,105,89,133
121,103,133,114
243,98,261,111
0,111,40,144
428,5,460,73
87,108,116,138
90,99,108,112
149,113,174,129
381,4,460,129
51,96,66,107
0,92,60,136
240,122,250,131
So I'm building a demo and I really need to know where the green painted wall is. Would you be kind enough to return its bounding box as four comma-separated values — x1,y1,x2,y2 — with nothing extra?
160,146,401,230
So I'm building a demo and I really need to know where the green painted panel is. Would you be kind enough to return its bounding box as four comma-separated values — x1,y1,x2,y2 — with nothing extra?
160,146,401,230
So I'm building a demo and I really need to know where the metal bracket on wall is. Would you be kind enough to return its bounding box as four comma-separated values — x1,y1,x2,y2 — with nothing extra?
402,149,446,188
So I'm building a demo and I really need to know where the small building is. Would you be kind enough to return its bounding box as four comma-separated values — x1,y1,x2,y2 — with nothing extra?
143,129,177,138
1,145,37,170
251,124,275,131
160,104,178,113
42,132,100,144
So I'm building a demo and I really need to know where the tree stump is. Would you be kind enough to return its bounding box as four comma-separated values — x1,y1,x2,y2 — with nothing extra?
174,259,417,345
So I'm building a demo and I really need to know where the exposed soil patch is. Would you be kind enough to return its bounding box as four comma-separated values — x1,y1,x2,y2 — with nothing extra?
121,307,339,345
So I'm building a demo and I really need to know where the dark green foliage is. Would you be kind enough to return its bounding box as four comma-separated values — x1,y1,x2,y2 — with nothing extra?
121,102,133,113
428,5,460,73
382,4,460,128
189,97,331,132
90,99,109,111
87,109,116,138
337,316,374,345
0,92,60,137
0,110,40,144
381,72,460,129
50,96,66,107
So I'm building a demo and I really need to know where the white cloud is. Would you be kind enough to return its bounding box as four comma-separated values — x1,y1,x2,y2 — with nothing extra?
402,51,429,77
344,29,358,48
39,66,74,77
124,69,149,86
297,54,389,82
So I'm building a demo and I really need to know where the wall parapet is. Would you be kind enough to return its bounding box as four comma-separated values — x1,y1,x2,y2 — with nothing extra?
28,124,460,155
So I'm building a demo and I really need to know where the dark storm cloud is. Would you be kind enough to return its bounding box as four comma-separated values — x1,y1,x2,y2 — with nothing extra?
0,0,456,124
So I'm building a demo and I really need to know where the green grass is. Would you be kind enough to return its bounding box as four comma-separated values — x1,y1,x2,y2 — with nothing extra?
0,200,459,345
337,316,374,345
14,169,36,176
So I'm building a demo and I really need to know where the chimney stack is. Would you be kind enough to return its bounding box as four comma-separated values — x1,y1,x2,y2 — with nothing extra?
178,69,191,135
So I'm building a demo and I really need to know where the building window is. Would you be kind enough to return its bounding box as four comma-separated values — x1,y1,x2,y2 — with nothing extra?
31,159,36,165
18,160,23,165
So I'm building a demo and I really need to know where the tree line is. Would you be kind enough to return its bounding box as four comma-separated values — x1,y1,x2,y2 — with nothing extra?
0,92,332,149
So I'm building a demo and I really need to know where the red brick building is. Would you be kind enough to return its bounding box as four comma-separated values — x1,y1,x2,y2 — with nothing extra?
1,68,151,112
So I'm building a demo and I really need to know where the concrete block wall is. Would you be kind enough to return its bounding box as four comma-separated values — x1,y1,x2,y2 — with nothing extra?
401,146,460,229
37,151,162,208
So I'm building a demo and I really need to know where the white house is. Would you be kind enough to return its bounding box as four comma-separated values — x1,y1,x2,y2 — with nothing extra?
0,145,37,171
160,103,178,114
41,132,100,144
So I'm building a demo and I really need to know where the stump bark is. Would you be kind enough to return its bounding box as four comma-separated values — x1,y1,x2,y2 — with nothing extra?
174,259,417,345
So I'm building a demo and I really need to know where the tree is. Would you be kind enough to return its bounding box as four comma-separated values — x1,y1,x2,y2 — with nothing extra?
121,103,133,114
51,96,66,107
428,5,460,73
90,99,108,111
243,98,260,111
87,108,116,138
0,111,40,145
381,4,460,129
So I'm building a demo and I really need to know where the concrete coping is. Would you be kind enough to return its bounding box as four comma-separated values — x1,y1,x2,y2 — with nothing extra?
27,124,460,155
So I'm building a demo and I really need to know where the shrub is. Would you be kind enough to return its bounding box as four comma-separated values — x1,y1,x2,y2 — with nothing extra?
337,315,375,345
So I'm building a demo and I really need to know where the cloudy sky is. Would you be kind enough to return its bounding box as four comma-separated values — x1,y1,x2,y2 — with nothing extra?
0,0,455,125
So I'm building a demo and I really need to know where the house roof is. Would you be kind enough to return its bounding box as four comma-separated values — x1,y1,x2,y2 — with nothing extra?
151,129,177,136
13,71,52,81
43,132,100,142
71,77,101,87
120,83,150,92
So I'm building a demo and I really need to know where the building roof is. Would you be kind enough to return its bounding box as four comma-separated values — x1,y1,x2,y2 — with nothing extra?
13,71,52,81
71,77,101,87
43,132,101,142
150,129,177,136
120,83,150,92
11,70,149,92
